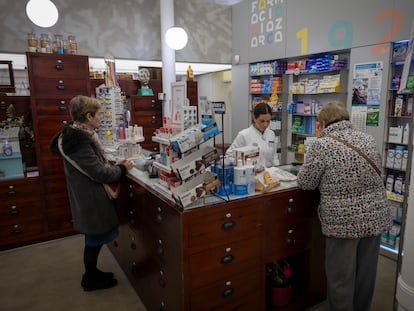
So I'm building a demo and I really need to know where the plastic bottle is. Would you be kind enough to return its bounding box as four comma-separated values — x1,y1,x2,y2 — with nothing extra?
2,140,13,156
186,65,194,81
403,123,409,145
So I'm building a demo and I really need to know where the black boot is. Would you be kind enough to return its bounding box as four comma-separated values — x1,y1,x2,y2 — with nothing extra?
81,273,117,291
82,244,116,291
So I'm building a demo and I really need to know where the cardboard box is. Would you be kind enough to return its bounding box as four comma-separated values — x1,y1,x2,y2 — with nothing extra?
388,127,402,144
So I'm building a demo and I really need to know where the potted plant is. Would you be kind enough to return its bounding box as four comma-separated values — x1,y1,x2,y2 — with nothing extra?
266,259,292,307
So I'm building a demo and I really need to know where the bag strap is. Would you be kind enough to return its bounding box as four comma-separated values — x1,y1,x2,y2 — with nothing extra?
328,135,382,176
58,135,93,179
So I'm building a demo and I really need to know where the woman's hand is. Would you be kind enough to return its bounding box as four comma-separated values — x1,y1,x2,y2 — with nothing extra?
118,159,134,170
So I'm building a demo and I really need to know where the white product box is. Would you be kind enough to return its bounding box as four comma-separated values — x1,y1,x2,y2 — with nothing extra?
393,149,403,170
386,149,395,168
388,127,403,144
233,145,260,167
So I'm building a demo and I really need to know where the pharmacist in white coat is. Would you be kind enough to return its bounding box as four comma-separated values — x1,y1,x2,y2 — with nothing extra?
226,103,277,169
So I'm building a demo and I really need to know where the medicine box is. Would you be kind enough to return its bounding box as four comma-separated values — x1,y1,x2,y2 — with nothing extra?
388,127,403,144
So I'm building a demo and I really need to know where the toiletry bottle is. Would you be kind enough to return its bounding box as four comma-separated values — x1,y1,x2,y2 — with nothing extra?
3,140,13,156
403,123,410,145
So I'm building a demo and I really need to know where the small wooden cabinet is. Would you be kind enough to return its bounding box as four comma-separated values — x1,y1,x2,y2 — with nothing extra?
130,95,163,152
109,176,325,311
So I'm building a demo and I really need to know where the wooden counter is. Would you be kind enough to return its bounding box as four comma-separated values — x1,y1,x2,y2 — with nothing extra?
108,168,325,310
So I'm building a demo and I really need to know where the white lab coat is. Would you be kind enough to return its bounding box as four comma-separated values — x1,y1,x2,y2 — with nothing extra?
226,125,276,168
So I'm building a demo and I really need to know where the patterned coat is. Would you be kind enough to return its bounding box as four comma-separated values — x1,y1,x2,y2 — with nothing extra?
297,120,393,238
49,123,127,235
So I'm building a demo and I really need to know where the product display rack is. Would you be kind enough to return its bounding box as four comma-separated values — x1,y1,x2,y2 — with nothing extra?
249,60,288,164
286,53,349,164
381,41,414,260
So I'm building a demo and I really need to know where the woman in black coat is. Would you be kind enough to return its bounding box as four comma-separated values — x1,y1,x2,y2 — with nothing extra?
50,95,134,291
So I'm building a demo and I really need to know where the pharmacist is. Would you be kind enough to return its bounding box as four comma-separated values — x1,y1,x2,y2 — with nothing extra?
226,103,277,169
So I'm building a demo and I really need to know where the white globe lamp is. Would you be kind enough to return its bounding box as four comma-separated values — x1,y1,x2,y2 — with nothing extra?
165,27,188,50
26,0,59,28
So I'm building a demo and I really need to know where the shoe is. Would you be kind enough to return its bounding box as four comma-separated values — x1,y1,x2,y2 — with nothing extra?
81,274,118,291
95,269,114,280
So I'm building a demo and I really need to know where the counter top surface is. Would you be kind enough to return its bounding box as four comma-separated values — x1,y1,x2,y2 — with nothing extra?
127,164,300,210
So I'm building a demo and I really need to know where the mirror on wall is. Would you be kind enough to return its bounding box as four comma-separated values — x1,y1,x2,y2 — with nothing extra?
0,61,15,94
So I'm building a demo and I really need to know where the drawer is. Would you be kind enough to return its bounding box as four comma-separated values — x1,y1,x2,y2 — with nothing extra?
190,269,261,311
131,97,161,111
0,219,46,246
31,78,89,97
189,236,261,289
140,192,181,236
185,200,263,250
0,178,41,204
27,53,89,79
34,98,72,116
140,225,182,268
263,219,312,260
1,200,44,225
264,189,314,224
132,111,162,127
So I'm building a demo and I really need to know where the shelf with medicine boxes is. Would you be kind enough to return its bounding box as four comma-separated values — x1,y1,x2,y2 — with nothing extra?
249,60,288,164
151,120,221,209
285,52,349,164
381,40,414,259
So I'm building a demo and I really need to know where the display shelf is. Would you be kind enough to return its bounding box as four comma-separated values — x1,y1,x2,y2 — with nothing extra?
381,41,414,262
286,52,349,164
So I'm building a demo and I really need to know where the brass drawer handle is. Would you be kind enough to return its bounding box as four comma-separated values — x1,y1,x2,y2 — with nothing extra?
220,254,234,264
221,220,236,230
8,208,19,216
59,105,67,111
155,213,163,224
157,240,163,255
12,225,23,236
7,190,16,197
55,64,64,70
222,288,234,297
56,83,65,90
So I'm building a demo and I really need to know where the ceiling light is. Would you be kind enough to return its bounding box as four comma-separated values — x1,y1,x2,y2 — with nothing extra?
26,0,59,28
165,27,188,50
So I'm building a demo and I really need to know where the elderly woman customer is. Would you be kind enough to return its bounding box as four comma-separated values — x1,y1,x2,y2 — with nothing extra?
297,101,392,311
49,95,134,291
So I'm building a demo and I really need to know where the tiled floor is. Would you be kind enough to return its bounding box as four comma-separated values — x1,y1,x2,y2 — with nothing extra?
0,234,397,311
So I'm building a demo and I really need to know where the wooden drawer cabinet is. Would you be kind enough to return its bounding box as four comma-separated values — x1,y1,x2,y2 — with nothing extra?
26,52,90,242
110,177,324,311
130,96,162,152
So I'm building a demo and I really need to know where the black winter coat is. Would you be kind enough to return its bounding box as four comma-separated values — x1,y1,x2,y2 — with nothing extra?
49,123,127,235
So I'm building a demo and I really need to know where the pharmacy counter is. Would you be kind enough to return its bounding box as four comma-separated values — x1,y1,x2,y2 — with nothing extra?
107,166,325,311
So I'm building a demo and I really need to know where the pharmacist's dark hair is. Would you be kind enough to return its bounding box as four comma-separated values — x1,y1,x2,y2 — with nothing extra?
317,101,349,127
253,103,272,119
70,95,101,123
